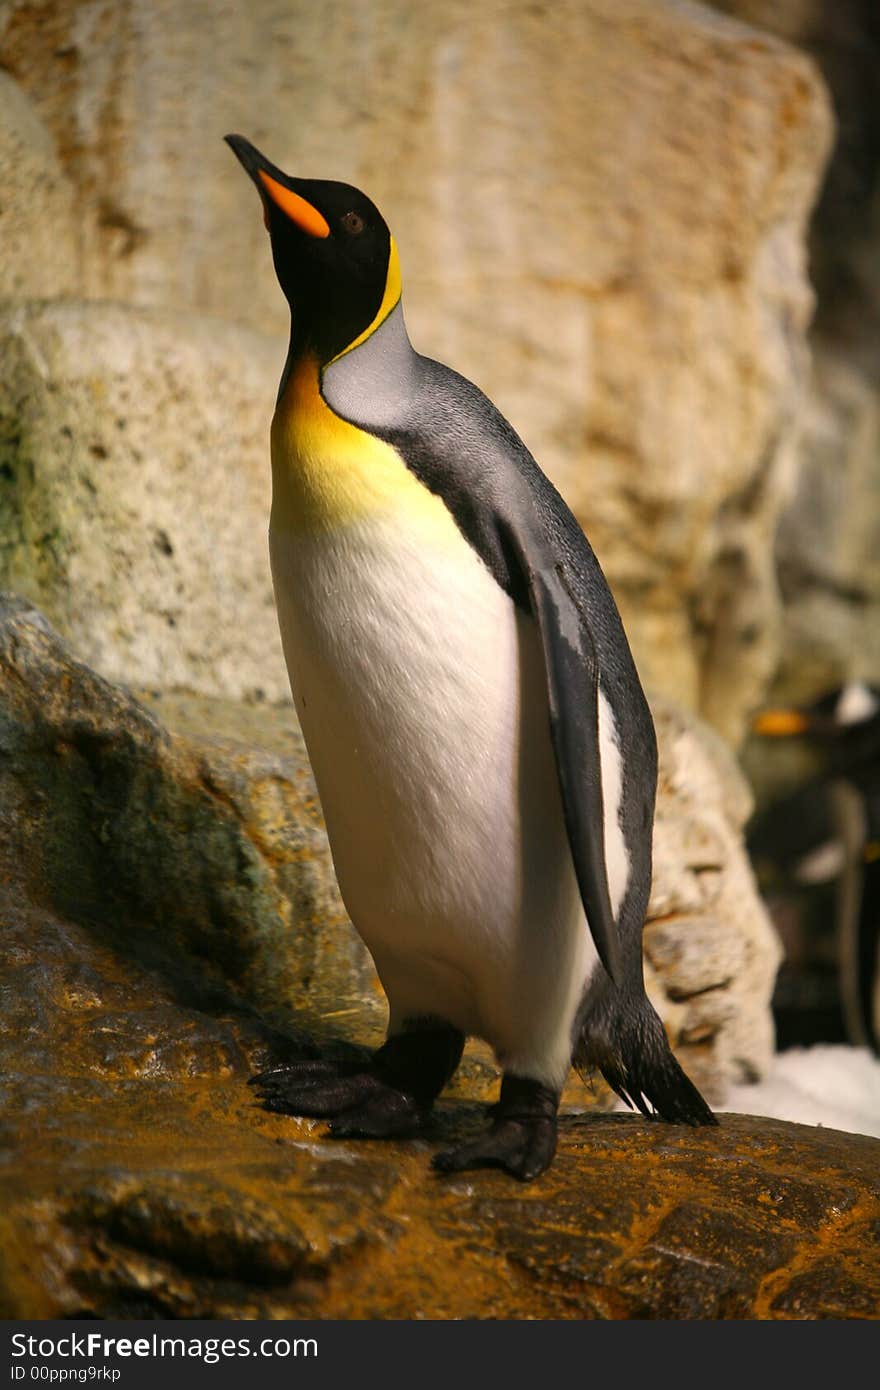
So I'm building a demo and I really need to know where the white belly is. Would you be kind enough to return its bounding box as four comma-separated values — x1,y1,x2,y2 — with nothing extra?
270,505,600,1087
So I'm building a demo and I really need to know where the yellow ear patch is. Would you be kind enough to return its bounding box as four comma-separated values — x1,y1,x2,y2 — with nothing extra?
331,237,402,362
258,170,330,238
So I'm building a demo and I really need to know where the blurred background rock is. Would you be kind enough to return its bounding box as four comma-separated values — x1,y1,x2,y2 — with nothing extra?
0,0,877,1122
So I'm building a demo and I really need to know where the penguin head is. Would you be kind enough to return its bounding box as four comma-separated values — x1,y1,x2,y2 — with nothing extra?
225,134,400,365
753,682,880,782
754,682,880,742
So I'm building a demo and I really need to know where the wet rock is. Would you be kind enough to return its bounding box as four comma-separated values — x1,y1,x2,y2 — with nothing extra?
0,592,375,1038
0,597,875,1318
1,897,877,1320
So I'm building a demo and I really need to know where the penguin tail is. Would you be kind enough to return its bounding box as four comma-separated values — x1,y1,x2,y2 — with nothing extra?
574,982,717,1127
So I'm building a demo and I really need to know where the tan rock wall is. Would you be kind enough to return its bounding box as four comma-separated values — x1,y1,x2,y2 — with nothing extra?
0,300,289,701
649,699,781,1092
0,72,78,300
713,0,880,709
0,0,833,740
774,349,880,702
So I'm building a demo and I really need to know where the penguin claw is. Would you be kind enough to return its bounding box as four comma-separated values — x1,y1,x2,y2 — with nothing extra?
249,1058,358,1088
251,1068,383,1118
433,1116,557,1182
248,1057,363,1110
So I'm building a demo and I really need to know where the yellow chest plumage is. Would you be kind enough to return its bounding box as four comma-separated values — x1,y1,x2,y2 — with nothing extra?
270,355,449,535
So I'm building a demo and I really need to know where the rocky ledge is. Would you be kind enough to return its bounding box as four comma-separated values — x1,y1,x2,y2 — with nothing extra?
2,906,877,1320
1,595,877,1318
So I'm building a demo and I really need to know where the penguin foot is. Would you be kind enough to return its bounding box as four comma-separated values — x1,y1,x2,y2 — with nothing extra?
432,1116,557,1181
433,1074,559,1182
251,1063,422,1133
251,1023,465,1140
326,1087,425,1139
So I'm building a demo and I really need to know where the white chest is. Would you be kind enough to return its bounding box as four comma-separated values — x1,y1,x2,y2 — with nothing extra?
270,498,592,1049
269,506,525,912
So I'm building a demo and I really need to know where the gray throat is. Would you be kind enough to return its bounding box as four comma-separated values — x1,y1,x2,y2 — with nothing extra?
321,303,421,430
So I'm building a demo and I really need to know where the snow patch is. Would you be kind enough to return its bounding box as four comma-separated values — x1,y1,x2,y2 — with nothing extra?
721,1045,880,1139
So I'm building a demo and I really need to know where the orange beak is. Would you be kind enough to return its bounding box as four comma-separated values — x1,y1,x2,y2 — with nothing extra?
258,170,330,239
752,709,811,737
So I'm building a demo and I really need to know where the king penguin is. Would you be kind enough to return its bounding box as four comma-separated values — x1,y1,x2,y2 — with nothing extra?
226,134,716,1180
751,683,880,1055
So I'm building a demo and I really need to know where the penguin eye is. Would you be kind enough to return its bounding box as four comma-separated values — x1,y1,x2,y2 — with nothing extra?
341,211,365,236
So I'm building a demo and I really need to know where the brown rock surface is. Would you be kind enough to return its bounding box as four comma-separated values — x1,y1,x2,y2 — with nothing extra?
0,594,875,1318
0,593,373,1038
1,881,877,1320
0,0,833,741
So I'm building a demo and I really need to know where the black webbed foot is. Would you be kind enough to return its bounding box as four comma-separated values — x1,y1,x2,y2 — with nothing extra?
432,1117,556,1181
251,1062,417,1130
326,1085,425,1139
251,1023,465,1141
433,1074,559,1181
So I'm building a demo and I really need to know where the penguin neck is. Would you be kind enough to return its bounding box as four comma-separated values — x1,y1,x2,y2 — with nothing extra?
314,302,420,429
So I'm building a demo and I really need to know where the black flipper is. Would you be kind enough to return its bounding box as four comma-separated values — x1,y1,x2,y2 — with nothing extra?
501,521,622,985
